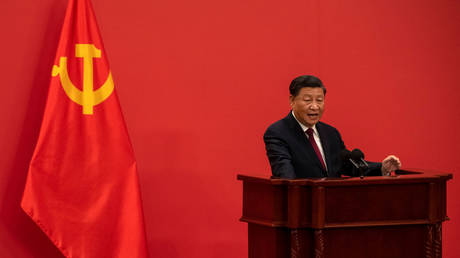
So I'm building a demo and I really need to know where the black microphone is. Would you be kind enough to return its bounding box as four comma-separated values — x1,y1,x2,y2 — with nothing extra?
350,149,369,167
350,149,369,178
340,149,359,174
350,149,363,160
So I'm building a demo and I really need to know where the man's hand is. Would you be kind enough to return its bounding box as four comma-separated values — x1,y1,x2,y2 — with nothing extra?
381,155,401,176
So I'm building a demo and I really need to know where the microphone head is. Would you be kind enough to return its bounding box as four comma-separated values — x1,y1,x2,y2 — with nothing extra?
350,149,365,161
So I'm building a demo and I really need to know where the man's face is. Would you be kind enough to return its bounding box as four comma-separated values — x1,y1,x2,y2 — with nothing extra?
290,87,325,127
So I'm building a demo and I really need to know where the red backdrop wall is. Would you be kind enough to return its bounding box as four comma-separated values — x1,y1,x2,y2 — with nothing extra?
1,0,459,257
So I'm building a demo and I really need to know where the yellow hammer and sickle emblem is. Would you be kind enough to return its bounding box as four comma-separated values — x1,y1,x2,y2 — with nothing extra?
52,44,114,115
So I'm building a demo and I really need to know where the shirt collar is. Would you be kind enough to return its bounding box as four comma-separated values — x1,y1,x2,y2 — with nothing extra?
291,110,319,136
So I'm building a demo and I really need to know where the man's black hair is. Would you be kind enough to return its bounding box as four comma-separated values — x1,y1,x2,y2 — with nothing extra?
289,75,326,97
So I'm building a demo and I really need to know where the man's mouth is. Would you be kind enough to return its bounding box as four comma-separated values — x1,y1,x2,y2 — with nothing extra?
307,114,319,118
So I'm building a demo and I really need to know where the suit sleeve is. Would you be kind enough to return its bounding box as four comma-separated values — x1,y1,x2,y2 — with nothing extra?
263,127,296,179
364,161,383,176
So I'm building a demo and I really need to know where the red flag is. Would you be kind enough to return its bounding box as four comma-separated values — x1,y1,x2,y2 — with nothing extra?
21,0,148,257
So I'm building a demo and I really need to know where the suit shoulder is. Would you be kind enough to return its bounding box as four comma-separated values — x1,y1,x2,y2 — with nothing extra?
317,121,338,132
264,115,292,136
317,121,343,139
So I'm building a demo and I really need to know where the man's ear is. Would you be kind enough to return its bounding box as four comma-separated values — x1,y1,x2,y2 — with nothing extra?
289,95,294,107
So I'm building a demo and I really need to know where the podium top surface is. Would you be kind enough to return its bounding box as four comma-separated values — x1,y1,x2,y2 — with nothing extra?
237,169,452,187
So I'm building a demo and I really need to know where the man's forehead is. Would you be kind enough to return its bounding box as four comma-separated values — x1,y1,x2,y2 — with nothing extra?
298,87,324,96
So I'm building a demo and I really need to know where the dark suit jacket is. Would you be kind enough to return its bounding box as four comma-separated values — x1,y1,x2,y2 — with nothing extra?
263,112,381,179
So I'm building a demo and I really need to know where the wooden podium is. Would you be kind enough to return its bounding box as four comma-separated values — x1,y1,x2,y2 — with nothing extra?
238,170,452,258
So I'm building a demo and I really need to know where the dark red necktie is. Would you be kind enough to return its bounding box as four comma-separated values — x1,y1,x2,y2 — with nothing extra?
306,128,327,170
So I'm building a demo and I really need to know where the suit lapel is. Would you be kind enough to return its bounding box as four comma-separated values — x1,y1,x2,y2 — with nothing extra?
286,112,308,140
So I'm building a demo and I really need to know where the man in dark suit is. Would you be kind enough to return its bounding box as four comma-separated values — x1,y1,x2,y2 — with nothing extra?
264,75,401,179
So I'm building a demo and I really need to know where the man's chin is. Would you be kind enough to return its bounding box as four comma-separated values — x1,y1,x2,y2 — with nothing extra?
303,117,320,125
302,120,318,127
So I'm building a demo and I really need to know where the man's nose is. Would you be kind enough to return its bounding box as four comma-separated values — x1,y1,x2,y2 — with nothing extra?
310,102,319,110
